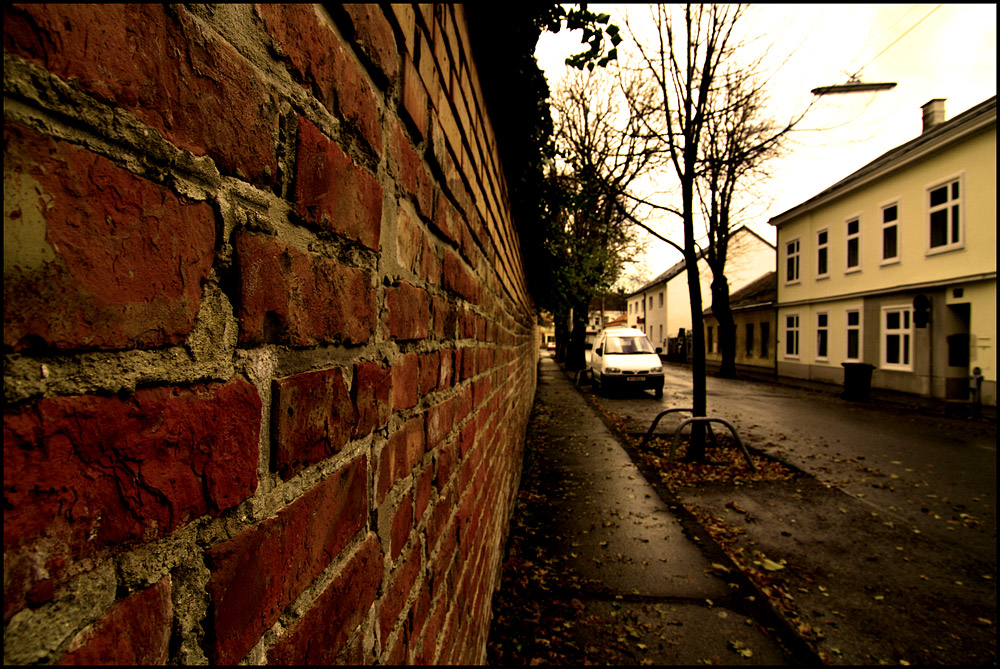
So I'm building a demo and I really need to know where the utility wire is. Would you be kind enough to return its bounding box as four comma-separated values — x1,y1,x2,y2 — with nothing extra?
850,4,943,79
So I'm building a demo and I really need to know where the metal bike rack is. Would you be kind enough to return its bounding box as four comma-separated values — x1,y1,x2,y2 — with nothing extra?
641,409,757,472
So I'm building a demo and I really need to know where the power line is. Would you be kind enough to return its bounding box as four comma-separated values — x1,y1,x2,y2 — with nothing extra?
850,4,943,79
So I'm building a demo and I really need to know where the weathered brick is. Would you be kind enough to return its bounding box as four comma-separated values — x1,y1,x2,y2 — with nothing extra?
418,351,441,397
400,59,429,139
341,4,400,86
266,534,382,665
377,416,425,503
235,232,375,347
4,5,277,185
3,123,215,352
273,367,355,480
259,5,381,153
395,205,423,273
389,492,413,562
352,362,392,438
206,457,367,664
57,576,171,666
294,117,383,250
414,465,434,521
378,536,422,648
437,349,455,390
435,438,459,491
392,354,419,411
3,378,260,622
426,398,454,449
385,281,430,341
392,121,433,216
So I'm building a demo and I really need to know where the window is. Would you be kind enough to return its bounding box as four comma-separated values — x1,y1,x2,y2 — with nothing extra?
816,312,829,360
785,239,800,283
648,296,653,308
846,217,861,271
784,314,799,357
816,229,829,278
882,306,912,370
745,323,754,356
881,202,900,263
760,322,770,358
928,177,962,250
658,291,664,307
707,326,714,353
659,324,663,342
846,310,861,361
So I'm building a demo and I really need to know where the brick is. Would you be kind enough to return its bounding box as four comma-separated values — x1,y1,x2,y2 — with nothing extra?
266,534,382,665
435,438,459,491
437,349,455,390
234,232,375,347
389,492,413,561
3,123,215,352
378,536,422,648
272,367,355,480
395,206,423,273
426,398,454,449
432,296,455,339
414,465,434,521
391,354,418,411
4,5,277,184
392,122,433,217
352,362,392,439
294,117,382,250
377,416,425,503
400,59,429,139
3,378,260,622
418,351,440,396
416,595,447,664
206,457,367,664
385,281,430,341
341,4,400,86
460,347,477,380
258,5,381,153
57,576,172,666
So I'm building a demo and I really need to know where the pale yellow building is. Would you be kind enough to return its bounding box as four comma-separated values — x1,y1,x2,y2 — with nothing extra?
769,97,996,406
627,226,775,353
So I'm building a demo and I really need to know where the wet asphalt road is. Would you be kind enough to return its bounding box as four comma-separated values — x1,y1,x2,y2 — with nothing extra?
584,356,997,664
594,360,997,563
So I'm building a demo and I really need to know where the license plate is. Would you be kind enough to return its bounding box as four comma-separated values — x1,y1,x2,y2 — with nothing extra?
627,376,645,382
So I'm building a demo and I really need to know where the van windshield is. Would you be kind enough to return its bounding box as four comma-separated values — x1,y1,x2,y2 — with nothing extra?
604,336,656,354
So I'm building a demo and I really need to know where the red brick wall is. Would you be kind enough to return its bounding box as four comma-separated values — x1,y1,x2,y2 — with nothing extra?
3,4,537,664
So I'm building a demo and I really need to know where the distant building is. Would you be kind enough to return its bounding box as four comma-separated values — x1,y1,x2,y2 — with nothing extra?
704,271,777,373
626,226,776,352
769,96,996,406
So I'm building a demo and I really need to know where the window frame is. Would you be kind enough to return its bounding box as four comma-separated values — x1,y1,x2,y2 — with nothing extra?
815,311,829,362
881,305,913,371
816,228,830,279
784,313,800,359
845,309,862,362
880,199,901,265
845,214,862,273
785,237,801,284
926,173,964,254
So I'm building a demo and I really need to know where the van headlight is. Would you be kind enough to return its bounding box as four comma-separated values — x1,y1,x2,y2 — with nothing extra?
651,366,663,373
605,367,621,374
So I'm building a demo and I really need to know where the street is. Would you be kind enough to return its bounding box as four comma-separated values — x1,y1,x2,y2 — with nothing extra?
578,354,997,664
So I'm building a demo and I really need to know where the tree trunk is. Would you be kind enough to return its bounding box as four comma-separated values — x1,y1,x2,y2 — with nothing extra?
554,310,570,364
566,298,590,371
712,278,738,378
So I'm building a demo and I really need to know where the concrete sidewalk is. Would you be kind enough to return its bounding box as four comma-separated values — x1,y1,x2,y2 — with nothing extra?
497,354,816,664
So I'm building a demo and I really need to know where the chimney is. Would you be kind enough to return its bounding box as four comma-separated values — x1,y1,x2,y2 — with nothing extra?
921,99,946,133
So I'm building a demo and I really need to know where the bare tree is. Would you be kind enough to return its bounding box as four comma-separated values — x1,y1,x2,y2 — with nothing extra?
698,62,806,377
624,4,745,459
546,67,659,370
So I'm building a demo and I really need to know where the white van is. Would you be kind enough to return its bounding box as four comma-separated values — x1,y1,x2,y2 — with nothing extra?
590,327,664,398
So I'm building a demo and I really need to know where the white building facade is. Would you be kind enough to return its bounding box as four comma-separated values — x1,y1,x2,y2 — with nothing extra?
769,97,996,406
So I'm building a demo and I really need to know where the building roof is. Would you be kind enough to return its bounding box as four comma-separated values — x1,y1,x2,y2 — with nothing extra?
704,271,776,315
768,95,997,227
626,225,775,298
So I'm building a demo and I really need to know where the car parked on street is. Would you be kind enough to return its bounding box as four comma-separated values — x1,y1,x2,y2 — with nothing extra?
590,327,664,398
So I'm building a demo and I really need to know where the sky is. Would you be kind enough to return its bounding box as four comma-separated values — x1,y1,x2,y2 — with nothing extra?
534,4,997,284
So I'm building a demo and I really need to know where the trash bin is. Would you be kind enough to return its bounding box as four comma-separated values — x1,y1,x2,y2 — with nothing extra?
842,362,875,401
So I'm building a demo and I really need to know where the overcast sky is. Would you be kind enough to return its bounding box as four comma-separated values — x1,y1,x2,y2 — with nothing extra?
535,4,997,283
